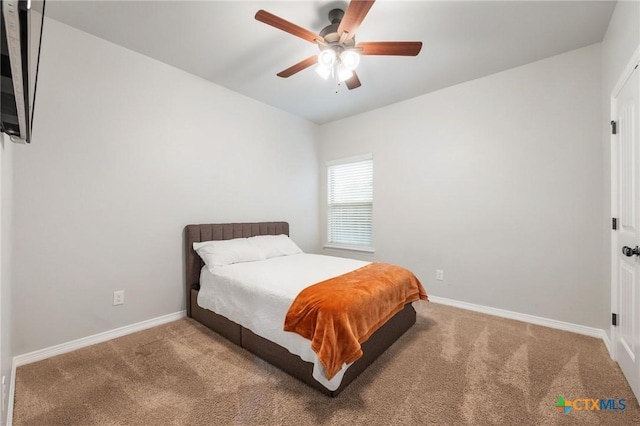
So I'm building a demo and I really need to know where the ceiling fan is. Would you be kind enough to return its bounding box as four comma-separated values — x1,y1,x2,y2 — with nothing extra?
255,0,422,90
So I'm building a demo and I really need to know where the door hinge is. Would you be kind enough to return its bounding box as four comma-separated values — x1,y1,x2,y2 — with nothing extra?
611,120,617,135
613,218,618,230
612,313,618,326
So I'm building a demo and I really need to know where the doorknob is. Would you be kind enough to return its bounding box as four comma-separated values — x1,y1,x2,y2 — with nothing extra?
622,246,640,257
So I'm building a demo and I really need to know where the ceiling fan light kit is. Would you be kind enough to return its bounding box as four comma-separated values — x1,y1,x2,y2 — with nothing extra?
337,64,353,83
315,46,359,82
255,0,422,91
316,63,332,80
341,50,360,71
318,49,337,68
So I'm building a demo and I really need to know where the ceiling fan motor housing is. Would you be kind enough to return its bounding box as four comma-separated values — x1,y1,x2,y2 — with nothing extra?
319,9,355,48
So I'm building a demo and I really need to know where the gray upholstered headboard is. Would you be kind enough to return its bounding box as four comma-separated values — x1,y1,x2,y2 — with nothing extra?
184,222,289,317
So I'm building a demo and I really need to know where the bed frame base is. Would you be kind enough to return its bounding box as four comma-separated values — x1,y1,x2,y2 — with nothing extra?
191,289,416,396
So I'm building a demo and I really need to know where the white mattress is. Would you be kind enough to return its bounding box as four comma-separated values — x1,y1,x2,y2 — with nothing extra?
197,253,369,390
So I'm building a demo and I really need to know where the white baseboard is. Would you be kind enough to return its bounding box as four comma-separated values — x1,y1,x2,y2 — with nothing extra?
601,331,613,358
6,362,15,426
6,310,185,425
12,310,186,368
428,295,611,350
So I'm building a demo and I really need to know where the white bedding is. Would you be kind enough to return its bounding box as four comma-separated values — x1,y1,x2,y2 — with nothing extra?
197,253,369,390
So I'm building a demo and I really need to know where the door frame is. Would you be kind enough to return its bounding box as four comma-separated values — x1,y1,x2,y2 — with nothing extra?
0,134,3,415
610,45,640,364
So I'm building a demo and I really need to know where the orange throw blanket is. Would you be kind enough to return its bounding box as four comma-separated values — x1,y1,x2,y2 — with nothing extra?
284,262,428,380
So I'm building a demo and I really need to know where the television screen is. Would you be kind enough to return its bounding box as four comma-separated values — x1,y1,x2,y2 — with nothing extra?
0,0,45,143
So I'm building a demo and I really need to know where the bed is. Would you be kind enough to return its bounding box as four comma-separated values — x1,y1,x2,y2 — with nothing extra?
184,221,421,396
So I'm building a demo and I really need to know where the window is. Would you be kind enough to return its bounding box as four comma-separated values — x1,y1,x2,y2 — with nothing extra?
326,154,373,251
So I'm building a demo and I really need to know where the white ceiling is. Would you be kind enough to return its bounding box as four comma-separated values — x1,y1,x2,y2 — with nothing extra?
45,0,616,124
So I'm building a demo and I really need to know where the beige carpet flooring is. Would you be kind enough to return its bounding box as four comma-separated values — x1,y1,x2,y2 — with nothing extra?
13,302,640,425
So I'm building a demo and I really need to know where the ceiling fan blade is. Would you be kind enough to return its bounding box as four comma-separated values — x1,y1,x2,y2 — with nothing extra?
345,72,362,90
337,0,375,40
255,10,323,44
277,55,318,78
357,41,423,56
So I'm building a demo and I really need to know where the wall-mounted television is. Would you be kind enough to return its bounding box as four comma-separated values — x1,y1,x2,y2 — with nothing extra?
1,0,45,144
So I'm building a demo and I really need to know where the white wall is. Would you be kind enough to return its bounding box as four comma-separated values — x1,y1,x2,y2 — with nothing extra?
319,44,603,328
601,0,640,337
0,132,13,423
11,18,320,355
10,6,635,359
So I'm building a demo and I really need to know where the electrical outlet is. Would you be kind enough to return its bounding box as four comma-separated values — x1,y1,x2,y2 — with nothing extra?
436,269,444,281
113,290,125,306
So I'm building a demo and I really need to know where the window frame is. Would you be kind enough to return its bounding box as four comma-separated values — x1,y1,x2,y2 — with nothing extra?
324,153,374,254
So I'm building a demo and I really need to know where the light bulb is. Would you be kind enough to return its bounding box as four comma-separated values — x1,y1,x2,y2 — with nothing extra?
318,49,337,68
337,64,353,82
316,64,331,80
340,50,360,71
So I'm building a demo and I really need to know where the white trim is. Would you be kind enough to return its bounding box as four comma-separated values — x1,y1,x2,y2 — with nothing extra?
610,88,619,360
611,45,640,98
6,363,15,426
6,310,185,425
323,244,375,254
428,296,610,348
0,136,3,421
326,152,372,166
602,331,613,359
13,310,186,367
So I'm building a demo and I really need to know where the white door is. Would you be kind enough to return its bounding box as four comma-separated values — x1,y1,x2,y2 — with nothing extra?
613,61,640,399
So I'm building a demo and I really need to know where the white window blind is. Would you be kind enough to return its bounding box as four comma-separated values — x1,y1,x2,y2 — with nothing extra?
327,154,373,250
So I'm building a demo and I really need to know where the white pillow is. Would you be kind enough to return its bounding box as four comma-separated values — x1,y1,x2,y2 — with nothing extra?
248,234,303,258
193,238,265,271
